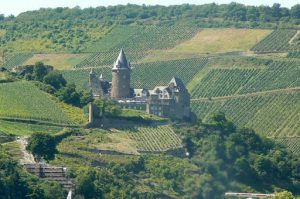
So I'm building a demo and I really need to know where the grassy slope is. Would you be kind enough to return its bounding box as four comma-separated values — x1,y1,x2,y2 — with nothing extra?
54,125,181,157
171,28,271,53
24,53,89,70
143,28,271,62
0,120,63,136
0,81,86,124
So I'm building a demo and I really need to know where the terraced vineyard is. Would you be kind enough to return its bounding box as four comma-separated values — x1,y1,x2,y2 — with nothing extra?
1,53,33,69
239,60,300,94
127,126,182,152
189,59,300,98
0,81,76,124
77,25,200,67
191,92,300,138
190,68,260,98
275,138,300,153
287,51,300,58
64,58,208,90
251,29,300,53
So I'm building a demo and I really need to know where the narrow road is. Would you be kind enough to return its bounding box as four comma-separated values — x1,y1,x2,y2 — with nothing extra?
16,137,36,165
191,87,300,102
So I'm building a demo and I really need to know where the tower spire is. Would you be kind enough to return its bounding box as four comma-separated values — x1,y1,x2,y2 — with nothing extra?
113,49,130,70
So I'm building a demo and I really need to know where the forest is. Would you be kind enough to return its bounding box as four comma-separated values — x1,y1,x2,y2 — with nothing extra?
0,3,299,53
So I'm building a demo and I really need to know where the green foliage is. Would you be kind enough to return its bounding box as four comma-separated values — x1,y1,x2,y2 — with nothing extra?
33,62,49,81
26,132,58,161
43,71,66,90
94,98,122,118
34,81,56,94
0,4,299,53
52,115,300,198
0,147,65,199
55,84,81,107
175,114,300,198
274,191,295,199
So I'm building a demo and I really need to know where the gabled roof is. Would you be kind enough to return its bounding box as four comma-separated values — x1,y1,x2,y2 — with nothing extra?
168,77,187,92
112,49,130,70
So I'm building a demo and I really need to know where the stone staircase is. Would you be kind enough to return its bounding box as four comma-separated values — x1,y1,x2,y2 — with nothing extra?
24,164,74,192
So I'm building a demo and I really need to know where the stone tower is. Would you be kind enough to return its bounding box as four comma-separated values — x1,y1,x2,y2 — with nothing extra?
111,49,131,99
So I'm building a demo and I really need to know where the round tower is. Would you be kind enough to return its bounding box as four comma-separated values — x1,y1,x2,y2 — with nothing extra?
111,49,131,99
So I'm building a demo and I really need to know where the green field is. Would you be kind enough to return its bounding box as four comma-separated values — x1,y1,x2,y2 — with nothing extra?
0,81,78,124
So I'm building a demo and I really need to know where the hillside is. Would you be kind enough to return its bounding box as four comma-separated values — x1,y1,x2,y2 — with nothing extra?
0,3,300,199
0,81,86,125
1,26,300,154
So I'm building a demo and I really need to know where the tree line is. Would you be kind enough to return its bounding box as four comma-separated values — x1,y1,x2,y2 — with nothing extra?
0,3,299,53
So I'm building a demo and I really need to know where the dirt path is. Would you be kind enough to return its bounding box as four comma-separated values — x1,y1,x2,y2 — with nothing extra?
289,30,300,44
191,87,300,102
16,137,36,165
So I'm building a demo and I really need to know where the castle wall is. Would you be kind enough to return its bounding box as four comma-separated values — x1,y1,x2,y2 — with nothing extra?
111,69,131,99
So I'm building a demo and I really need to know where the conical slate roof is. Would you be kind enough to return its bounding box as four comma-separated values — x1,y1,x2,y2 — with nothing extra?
112,49,130,70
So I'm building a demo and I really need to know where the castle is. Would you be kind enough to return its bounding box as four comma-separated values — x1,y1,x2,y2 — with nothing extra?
89,49,191,119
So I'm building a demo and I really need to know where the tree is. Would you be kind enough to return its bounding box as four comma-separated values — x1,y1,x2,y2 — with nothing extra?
76,168,96,199
94,98,122,117
33,62,48,81
274,191,295,199
55,84,81,107
291,4,300,19
79,90,93,107
43,71,66,90
26,132,58,161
